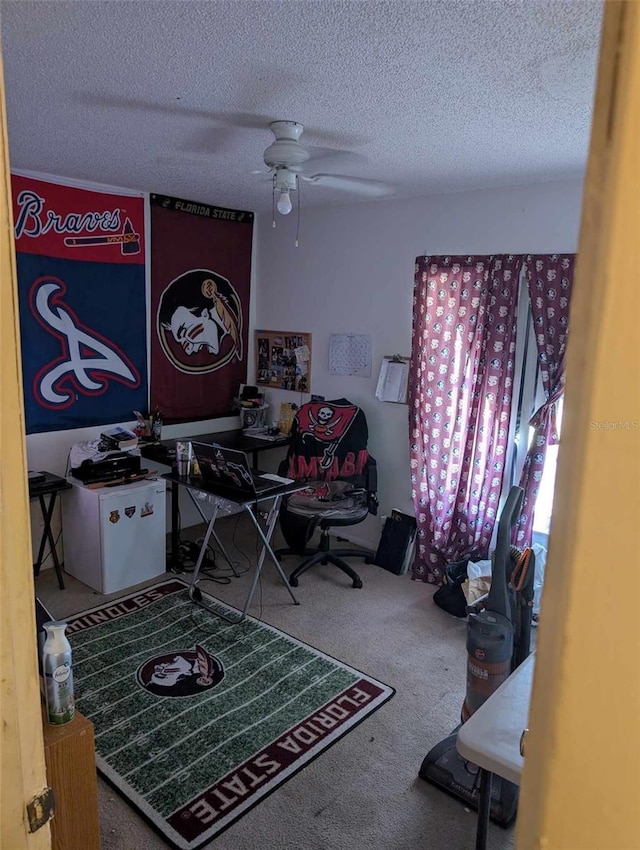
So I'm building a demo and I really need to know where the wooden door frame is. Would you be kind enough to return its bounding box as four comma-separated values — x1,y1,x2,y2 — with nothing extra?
517,3,640,848
0,46,51,849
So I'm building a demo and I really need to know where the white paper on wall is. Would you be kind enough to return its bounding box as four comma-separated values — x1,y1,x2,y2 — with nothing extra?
328,334,372,377
375,358,410,403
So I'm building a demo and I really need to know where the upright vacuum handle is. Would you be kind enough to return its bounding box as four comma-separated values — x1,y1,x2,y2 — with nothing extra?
485,486,524,620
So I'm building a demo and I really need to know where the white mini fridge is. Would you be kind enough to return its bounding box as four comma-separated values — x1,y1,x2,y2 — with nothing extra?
62,477,167,594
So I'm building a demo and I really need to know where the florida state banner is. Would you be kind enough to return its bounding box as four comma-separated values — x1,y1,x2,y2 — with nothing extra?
12,175,147,434
150,194,253,422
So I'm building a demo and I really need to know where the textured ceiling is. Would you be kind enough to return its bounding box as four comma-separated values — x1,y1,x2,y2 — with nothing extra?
0,0,602,213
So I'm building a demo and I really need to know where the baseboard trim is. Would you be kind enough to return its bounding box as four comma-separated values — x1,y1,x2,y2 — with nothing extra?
328,528,375,552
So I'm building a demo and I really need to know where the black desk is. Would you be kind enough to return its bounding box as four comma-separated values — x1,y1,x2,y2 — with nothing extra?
140,429,290,471
28,472,71,590
140,429,290,569
162,471,303,623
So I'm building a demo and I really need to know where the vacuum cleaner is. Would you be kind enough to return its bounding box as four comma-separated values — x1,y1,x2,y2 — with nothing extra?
419,485,535,827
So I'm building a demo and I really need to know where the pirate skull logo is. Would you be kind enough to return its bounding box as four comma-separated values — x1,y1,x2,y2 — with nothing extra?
308,406,342,437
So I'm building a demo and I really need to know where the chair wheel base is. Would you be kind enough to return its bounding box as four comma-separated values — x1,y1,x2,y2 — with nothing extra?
287,549,365,590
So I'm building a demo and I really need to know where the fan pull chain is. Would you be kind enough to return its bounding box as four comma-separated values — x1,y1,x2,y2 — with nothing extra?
272,174,276,228
295,173,300,247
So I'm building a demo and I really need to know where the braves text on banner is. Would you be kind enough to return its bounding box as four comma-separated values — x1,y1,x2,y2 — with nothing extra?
12,175,147,434
149,194,254,423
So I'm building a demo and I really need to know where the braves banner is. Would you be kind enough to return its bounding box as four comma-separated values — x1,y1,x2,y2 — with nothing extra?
12,175,147,434
150,194,253,422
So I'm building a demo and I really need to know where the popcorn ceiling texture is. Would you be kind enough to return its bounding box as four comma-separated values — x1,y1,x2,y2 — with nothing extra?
1,0,602,211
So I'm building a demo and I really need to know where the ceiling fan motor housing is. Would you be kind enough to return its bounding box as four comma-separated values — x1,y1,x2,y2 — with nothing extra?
263,120,310,170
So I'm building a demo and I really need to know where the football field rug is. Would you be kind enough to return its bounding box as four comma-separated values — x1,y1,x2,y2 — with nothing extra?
66,579,395,849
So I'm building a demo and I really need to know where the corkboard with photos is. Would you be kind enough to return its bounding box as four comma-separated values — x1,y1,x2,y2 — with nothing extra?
255,330,312,393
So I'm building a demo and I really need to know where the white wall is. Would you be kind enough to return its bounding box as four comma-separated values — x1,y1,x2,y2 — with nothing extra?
254,178,585,549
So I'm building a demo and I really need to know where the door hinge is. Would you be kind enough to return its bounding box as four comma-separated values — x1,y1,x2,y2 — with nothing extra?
26,787,55,833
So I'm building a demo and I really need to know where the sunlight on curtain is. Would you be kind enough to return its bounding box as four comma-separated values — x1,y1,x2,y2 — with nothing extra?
409,254,523,584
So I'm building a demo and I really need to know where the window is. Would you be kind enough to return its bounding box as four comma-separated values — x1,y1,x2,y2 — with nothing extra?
507,269,564,543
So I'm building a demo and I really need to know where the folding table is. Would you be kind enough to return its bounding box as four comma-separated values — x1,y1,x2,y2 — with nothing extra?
456,652,535,850
140,429,290,570
161,471,305,624
28,471,72,590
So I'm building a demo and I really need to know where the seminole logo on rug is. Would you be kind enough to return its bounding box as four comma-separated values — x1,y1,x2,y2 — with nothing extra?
136,645,224,697
65,580,394,850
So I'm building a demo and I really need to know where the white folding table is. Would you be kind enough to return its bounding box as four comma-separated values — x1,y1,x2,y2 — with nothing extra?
456,652,535,849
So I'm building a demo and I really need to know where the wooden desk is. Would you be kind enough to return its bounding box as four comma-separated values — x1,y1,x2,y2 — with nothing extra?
456,653,535,849
41,703,100,850
140,429,290,569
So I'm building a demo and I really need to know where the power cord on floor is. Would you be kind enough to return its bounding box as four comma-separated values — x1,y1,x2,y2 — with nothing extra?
230,512,254,575
167,502,221,579
169,508,273,622
169,540,231,584
170,511,255,582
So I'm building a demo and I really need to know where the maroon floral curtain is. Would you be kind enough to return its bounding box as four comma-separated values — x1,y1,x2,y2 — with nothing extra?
514,254,575,546
409,255,522,584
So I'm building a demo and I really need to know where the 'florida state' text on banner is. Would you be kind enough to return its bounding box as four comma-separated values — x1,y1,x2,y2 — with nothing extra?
149,194,253,423
12,175,147,434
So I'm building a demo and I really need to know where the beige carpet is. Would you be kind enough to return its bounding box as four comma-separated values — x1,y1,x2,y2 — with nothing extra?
35,514,516,850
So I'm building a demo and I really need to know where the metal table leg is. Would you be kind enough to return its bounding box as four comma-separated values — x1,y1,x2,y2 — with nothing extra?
189,494,298,624
476,769,492,850
236,498,299,619
185,489,238,576
167,480,180,569
34,492,65,589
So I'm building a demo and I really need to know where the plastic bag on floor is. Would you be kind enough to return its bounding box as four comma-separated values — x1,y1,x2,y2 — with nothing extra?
462,559,492,605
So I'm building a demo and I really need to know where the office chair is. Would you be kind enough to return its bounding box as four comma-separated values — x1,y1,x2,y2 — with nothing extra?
276,398,378,588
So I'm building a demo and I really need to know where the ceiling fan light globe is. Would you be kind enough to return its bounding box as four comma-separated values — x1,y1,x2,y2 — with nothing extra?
276,191,293,215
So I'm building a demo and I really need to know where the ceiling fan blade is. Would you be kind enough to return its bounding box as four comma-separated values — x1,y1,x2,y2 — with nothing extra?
301,174,394,197
303,147,368,172
251,169,274,182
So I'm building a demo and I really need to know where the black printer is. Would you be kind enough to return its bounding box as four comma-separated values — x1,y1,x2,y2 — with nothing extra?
71,452,141,485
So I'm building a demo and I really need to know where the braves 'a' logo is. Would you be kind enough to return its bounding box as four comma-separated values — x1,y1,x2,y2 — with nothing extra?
29,277,141,410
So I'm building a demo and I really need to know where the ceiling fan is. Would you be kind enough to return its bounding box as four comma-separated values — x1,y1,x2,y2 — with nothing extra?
260,120,393,216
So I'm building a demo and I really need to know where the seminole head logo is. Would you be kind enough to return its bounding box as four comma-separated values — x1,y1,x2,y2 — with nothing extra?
136,645,224,697
157,269,243,374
